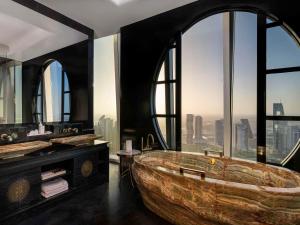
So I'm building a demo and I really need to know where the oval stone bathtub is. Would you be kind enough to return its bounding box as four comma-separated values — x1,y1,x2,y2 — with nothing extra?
132,151,300,225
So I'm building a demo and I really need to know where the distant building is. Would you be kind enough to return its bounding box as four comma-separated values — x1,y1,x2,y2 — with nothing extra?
194,116,203,144
186,114,194,144
95,115,119,155
235,119,253,151
273,103,284,116
273,103,288,154
215,119,224,146
289,126,300,150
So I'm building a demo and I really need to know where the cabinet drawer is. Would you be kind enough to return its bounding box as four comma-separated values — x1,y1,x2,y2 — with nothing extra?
0,168,41,215
73,152,98,186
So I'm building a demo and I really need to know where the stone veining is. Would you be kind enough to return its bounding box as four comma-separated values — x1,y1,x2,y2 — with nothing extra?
0,141,52,158
132,151,300,225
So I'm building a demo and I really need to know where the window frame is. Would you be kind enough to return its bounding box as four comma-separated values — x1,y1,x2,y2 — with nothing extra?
152,37,181,150
152,11,300,165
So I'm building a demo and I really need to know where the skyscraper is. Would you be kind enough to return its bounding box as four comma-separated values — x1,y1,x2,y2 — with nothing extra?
235,119,253,151
288,126,300,150
273,103,284,116
194,116,203,144
186,114,194,144
273,103,288,154
215,119,224,146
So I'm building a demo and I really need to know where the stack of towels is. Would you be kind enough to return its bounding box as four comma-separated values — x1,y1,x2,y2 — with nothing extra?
41,178,69,198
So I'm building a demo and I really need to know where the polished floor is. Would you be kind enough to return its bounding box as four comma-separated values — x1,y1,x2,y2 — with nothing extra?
5,163,171,225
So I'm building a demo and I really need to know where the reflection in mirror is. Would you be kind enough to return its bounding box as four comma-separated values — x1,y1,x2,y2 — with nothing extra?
35,60,70,123
0,44,22,124
0,1,88,125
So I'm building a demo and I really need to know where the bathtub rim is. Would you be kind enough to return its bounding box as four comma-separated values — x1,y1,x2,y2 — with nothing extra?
133,151,300,194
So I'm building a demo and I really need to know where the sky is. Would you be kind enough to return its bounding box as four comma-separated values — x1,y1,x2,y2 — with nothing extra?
180,11,300,117
266,26,300,116
92,11,300,123
93,35,117,120
182,12,258,118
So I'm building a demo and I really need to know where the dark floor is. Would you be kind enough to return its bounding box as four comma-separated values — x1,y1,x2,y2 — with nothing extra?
4,163,171,225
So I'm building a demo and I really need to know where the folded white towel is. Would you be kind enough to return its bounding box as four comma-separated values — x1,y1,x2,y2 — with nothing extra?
41,186,68,198
42,184,69,194
41,178,68,192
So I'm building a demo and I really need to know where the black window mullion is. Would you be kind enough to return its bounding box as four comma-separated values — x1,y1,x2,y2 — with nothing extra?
61,70,65,122
266,116,300,121
13,64,16,123
155,80,176,85
153,114,176,118
175,33,182,151
41,67,44,123
266,66,300,74
266,21,281,28
257,13,267,163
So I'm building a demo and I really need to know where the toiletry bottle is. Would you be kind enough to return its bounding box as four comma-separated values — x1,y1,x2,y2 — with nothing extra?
38,122,44,134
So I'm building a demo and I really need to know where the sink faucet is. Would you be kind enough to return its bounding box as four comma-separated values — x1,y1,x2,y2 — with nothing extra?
141,133,155,151
1,133,18,142
63,128,78,134
146,134,155,149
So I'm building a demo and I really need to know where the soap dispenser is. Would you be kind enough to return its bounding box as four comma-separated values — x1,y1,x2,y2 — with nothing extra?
38,122,45,134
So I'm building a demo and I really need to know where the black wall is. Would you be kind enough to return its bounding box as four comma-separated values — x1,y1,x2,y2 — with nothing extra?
120,0,300,165
22,40,90,126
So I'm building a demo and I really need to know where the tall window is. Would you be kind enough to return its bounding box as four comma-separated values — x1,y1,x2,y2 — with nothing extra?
181,13,224,154
232,12,257,160
0,60,22,124
94,35,120,158
153,11,300,163
35,60,70,123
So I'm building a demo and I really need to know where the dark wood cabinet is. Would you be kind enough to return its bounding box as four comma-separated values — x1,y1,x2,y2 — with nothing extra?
0,168,41,214
0,141,109,221
73,152,99,186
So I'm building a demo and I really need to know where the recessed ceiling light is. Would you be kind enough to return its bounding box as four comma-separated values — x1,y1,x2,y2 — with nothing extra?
110,0,136,6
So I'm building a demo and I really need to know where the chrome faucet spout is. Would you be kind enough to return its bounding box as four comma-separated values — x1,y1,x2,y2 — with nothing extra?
146,134,155,149
141,133,155,152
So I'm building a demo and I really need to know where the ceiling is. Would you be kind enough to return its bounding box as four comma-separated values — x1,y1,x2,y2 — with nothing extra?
35,0,197,38
0,0,87,62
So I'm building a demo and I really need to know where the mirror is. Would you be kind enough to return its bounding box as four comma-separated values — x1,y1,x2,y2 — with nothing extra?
0,1,88,124
34,60,71,123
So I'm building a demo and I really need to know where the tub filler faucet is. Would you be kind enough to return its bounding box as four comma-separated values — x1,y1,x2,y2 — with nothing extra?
141,133,155,151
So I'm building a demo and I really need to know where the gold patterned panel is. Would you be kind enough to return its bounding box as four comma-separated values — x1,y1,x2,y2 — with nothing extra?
7,178,30,203
81,160,93,177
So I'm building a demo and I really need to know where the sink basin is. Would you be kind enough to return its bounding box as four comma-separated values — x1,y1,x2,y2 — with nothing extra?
0,141,52,159
50,134,101,145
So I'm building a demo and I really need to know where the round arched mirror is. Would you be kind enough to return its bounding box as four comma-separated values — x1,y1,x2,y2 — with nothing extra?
34,60,71,123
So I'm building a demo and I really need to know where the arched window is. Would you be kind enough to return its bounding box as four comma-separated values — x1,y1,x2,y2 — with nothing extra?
34,60,71,123
153,11,300,164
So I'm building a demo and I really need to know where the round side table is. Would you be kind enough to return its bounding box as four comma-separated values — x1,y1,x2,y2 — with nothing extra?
117,150,141,187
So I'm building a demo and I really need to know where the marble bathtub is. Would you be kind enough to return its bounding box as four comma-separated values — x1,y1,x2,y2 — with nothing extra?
132,151,300,225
